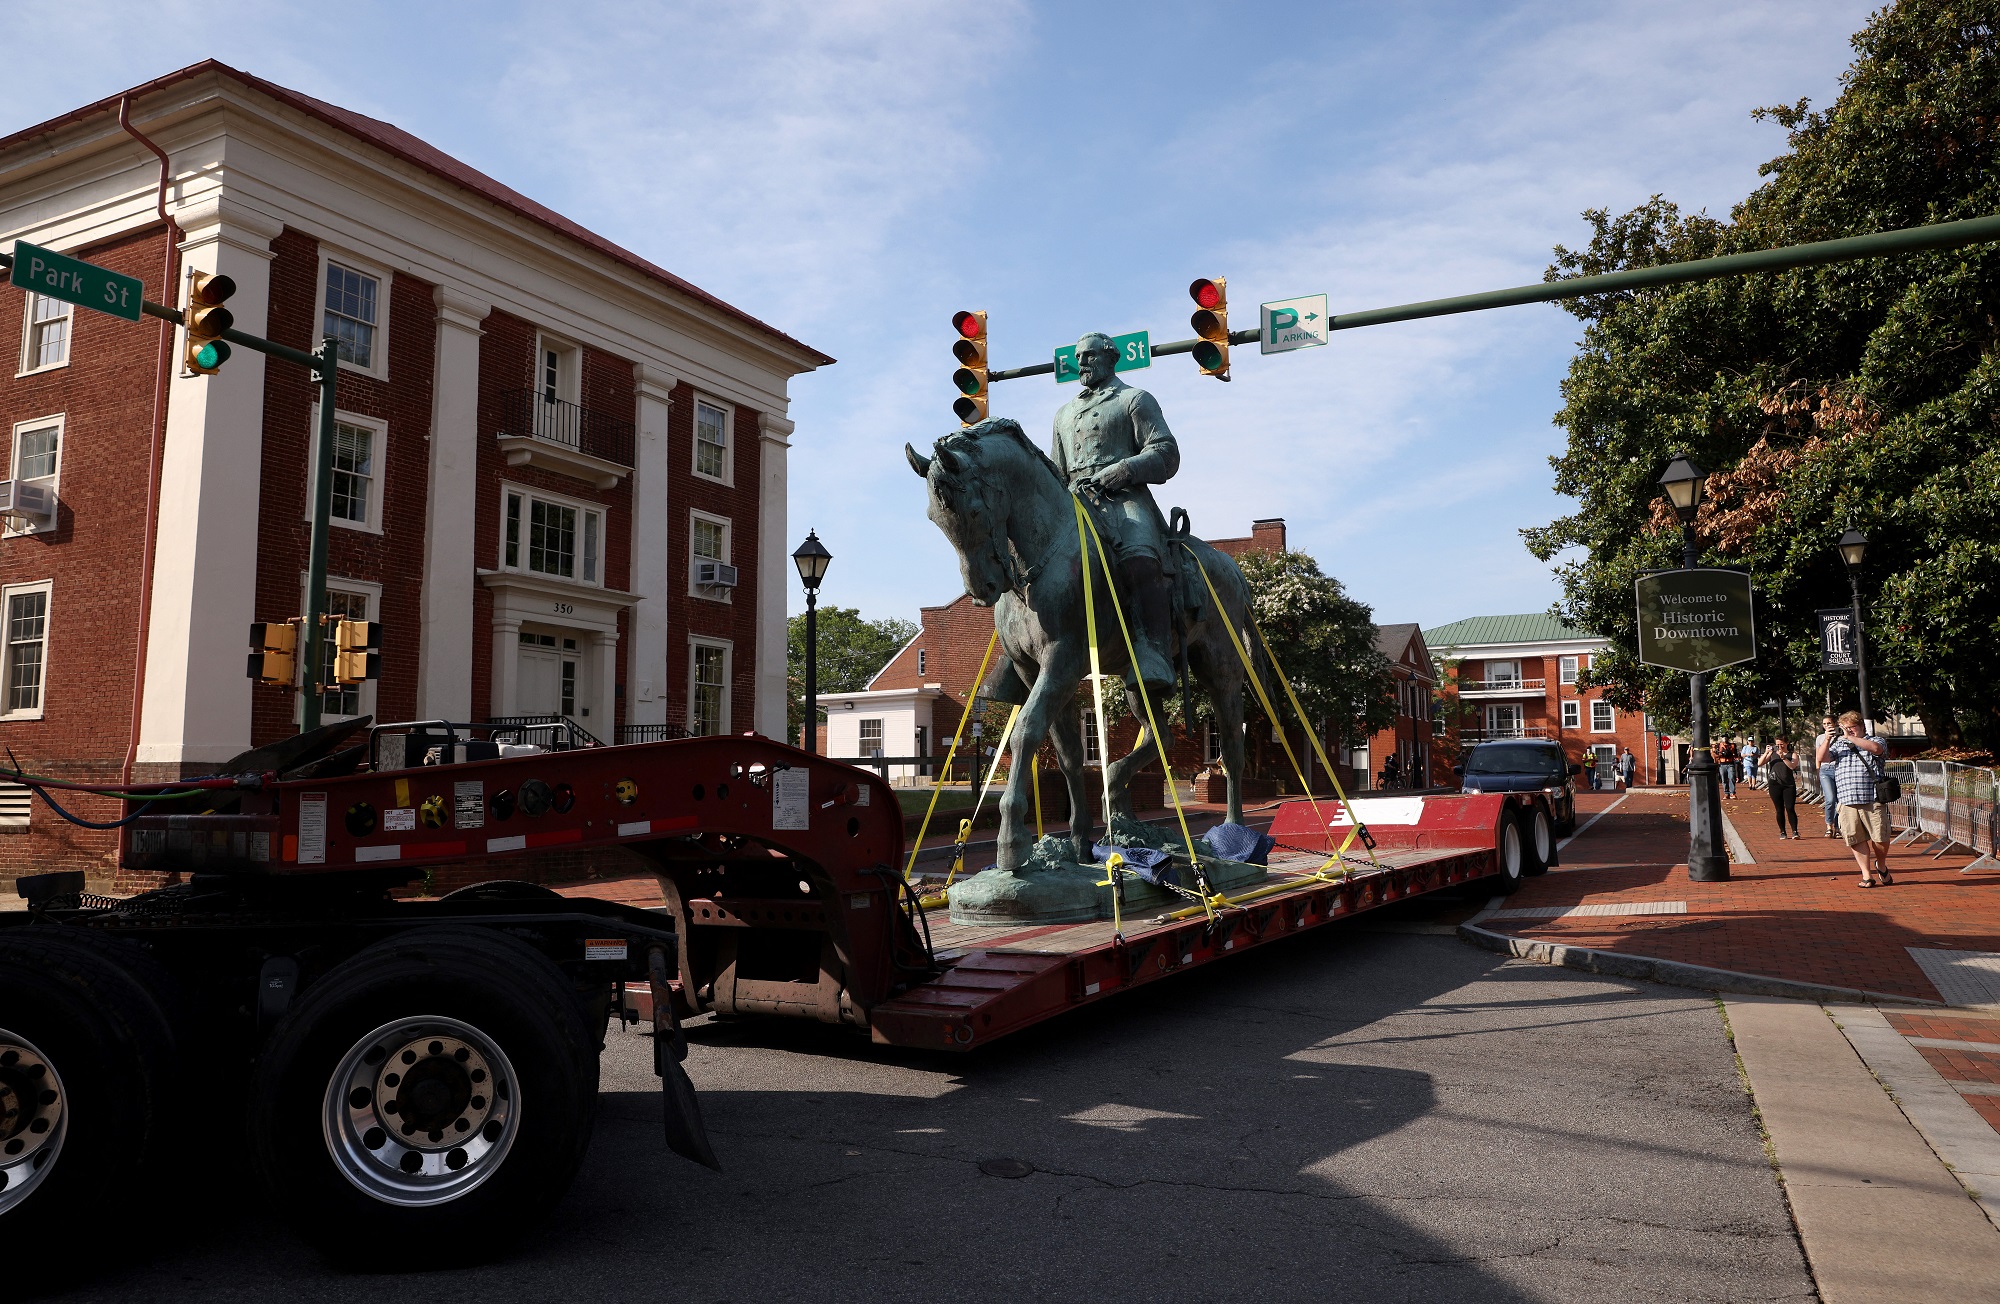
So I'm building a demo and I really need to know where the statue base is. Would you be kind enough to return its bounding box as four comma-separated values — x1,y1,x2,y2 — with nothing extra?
946,827,1269,926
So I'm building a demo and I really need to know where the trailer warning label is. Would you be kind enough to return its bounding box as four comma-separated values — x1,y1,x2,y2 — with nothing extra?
772,767,810,830
454,781,484,830
297,793,327,863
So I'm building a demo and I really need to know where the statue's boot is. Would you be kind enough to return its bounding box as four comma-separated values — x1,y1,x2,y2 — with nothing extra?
1118,556,1178,700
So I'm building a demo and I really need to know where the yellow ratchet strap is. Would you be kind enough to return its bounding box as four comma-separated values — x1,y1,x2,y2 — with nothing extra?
1249,615,1381,872
904,628,1001,882
1032,754,1045,839
940,705,1020,893
1075,497,1216,919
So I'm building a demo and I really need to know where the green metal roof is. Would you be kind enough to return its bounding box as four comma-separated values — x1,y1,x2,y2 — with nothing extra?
1422,613,1596,649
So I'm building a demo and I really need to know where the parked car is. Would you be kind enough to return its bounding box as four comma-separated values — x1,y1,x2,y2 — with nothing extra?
1453,739,1581,835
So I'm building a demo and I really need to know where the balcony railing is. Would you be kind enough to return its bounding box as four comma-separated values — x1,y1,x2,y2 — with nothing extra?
1458,724,1553,741
1458,678,1547,695
502,389,635,469
616,723,694,745
487,714,604,751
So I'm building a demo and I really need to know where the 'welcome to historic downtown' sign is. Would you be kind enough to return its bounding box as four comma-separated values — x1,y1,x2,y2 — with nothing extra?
1634,568,1757,674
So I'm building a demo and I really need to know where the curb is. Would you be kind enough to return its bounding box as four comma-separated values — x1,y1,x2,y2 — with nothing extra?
1456,919,1945,1007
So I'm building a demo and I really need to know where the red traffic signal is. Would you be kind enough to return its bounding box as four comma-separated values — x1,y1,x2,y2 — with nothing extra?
951,310,988,425
1188,278,1229,380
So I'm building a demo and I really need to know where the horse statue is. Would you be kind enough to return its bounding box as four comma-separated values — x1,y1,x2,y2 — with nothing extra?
905,416,1257,879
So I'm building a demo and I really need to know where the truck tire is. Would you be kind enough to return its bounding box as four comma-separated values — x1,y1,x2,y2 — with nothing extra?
250,927,600,1268
1522,804,1554,877
1491,809,1528,895
0,927,185,1251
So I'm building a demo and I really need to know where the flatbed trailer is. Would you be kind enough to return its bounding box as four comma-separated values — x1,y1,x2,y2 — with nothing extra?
0,720,1552,1274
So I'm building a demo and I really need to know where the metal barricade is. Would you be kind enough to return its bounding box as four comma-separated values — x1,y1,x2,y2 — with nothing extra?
1889,758,1999,871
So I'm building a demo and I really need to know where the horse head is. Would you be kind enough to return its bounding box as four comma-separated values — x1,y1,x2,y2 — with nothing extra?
906,417,1028,606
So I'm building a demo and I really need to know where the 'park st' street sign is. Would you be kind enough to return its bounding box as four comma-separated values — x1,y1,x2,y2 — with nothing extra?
9,240,143,322
1054,330,1150,383
1260,294,1329,354
1634,568,1757,673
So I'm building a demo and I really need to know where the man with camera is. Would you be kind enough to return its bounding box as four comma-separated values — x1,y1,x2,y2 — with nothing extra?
1815,710,1893,887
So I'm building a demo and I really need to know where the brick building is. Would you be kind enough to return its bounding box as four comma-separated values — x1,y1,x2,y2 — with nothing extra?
1424,613,1651,783
1351,623,1435,790
0,62,829,886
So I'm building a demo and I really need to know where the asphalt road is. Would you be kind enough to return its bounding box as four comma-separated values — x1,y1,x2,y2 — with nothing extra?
36,910,1813,1303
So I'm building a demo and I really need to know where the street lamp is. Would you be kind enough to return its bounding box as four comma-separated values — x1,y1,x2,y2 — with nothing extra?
1657,455,1727,882
1838,528,1872,729
792,530,833,753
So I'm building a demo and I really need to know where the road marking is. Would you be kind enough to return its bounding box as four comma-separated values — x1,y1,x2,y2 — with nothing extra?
1488,900,1688,920
1904,1036,2000,1054
1908,948,2000,1009
1555,794,1627,853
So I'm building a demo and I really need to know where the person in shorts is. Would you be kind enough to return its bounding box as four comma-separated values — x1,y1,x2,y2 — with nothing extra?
1817,710,1891,886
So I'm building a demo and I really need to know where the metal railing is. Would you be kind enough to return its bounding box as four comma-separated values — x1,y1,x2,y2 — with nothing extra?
1458,678,1547,694
1884,760,1998,871
1457,724,1553,741
501,389,635,468
486,714,603,751
616,723,694,745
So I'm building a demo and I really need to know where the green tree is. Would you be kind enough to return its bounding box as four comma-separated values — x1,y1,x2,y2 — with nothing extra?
786,607,918,741
1237,549,1398,774
1525,0,2000,748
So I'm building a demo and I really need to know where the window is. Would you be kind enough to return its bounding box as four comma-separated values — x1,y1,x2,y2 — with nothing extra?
0,780,27,830
20,294,70,373
694,399,730,481
690,511,731,598
533,336,580,444
690,641,729,735
9,417,61,534
1561,700,1581,729
1486,660,1520,688
1485,704,1523,737
1591,700,1615,733
319,587,372,719
859,718,884,757
323,261,380,369
307,412,384,533
1203,721,1223,763
2,583,49,719
917,649,927,677
502,486,603,585
1083,708,1101,765
1559,655,1578,685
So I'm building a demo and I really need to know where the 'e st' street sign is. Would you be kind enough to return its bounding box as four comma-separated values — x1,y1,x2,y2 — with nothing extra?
1054,330,1150,383
1634,568,1757,673
1260,294,1328,354
9,240,143,322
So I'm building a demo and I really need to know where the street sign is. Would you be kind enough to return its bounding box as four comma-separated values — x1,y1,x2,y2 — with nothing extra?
1634,568,1757,673
9,240,142,322
1259,293,1328,354
1054,330,1150,383
1817,608,1858,671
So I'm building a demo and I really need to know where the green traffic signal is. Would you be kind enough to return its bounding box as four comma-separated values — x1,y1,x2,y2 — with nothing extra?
194,339,231,371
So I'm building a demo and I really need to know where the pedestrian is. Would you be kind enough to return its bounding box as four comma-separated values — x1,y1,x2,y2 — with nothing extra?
1764,738,1800,838
1817,710,1892,886
1742,738,1760,788
1816,715,1842,837
1714,736,1739,798
1618,747,1636,790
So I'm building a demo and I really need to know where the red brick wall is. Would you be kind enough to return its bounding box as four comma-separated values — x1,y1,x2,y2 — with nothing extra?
1450,651,1651,778
0,225,173,883
663,389,760,734
252,228,437,746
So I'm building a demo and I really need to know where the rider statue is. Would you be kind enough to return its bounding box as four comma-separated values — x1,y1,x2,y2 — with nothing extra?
1054,332,1180,696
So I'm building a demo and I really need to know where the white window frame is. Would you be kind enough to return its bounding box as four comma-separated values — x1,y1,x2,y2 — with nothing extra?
294,576,381,725
534,333,582,406
18,293,72,376
1590,699,1616,734
1082,707,1101,766
305,407,386,535
1561,700,1581,729
1486,659,1520,687
314,248,392,381
858,717,884,758
691,395,733,486
688,509,733,601
1,579,52,721
916,648,927,677
687,636,732,735
1558,655,1578,685
500,481,605,587
7,414,63,538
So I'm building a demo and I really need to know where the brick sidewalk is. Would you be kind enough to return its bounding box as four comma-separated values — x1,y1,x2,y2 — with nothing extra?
1480,787,2000,1003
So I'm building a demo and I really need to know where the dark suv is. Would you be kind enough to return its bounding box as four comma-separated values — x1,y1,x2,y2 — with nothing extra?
1454,739,1580,834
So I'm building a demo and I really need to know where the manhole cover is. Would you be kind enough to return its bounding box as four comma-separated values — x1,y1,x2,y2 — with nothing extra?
978,1157,1034,1179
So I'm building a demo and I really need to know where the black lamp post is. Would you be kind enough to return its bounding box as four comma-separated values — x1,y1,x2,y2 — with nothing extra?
1838,528,1872,729
1659,456,1728,882
792,530,832,753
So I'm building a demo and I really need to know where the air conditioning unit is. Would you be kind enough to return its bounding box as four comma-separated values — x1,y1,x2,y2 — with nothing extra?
694,561,739,588
0,480,55,531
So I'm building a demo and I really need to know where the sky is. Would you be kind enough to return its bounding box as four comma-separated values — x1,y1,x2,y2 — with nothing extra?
5,0,1879,633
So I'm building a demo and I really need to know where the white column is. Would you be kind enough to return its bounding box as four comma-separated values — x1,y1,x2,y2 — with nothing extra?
137,197,283,768
593,630,620,739
626,363,676,726
490,618,522,718
755,411,793,739
416,285,489,723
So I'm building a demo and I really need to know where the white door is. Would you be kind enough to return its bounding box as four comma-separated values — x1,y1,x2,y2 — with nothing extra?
1486,704,1524,737
517,632,580,722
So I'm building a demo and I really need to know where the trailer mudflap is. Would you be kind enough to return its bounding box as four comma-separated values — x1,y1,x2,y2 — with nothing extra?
649,945,720,1171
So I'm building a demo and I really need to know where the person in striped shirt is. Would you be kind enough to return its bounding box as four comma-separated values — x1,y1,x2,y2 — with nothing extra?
1816,710,1892,886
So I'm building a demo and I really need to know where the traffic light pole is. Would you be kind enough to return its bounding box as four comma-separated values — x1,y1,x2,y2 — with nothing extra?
985,211,2000,383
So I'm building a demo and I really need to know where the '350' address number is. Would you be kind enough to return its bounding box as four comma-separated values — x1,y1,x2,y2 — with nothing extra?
552,602,574,616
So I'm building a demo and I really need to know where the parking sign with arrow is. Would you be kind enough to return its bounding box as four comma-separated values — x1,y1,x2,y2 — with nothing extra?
1260,294,1328,355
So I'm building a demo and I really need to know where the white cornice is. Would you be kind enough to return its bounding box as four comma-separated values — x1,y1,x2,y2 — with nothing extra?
1433,638,1609,661
633,361,679,405
433,283,490,333
758,412,795,443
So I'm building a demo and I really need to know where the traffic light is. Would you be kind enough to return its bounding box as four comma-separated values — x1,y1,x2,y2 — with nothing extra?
332,619,383,687
247,620,299,686
951,310,988,425
184,270,236,375
1188,277,1230,380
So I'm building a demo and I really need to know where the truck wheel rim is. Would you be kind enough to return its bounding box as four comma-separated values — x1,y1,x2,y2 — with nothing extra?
322,1016,521,1207
0,1029,67,1217
1501,822,1523,880
1534,811,1553,861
